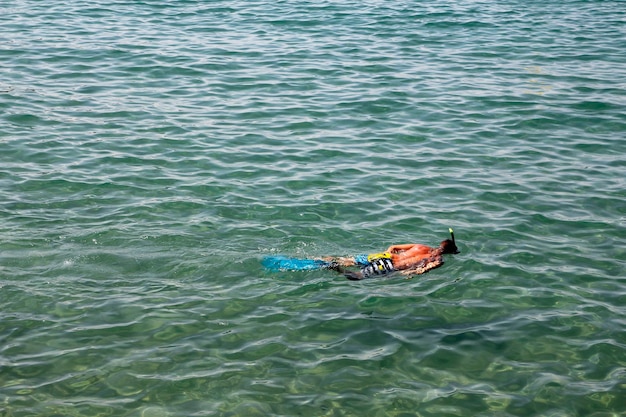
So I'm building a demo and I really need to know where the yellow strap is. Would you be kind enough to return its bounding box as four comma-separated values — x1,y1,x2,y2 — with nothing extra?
367,252,391,263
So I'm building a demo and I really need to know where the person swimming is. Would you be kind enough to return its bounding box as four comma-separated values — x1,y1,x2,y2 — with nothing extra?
325,229,459,280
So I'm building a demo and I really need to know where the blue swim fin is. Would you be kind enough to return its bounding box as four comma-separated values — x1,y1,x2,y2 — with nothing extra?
262,256,330,272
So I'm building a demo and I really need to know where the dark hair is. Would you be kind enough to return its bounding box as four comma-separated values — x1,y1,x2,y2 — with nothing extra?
440,239,459,254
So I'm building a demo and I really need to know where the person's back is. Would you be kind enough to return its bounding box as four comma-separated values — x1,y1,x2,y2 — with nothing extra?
388,243,438,269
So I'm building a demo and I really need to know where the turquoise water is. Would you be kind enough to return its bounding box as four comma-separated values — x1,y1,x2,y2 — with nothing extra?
1,0,626,415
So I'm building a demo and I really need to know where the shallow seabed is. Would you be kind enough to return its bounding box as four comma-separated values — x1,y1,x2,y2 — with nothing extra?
1,0,625,416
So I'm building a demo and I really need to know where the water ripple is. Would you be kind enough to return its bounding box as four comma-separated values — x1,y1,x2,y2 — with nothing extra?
2,0,626,416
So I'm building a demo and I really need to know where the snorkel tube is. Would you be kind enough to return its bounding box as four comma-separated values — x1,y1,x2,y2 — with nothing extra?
445,228,460,254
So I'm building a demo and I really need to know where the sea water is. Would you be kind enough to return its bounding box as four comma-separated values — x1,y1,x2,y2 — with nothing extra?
1,1,625,416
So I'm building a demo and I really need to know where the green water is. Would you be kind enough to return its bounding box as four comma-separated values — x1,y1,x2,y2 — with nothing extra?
1,1,625,416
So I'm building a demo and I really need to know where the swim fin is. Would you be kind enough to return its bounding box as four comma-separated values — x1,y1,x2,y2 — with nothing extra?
262,256,331,272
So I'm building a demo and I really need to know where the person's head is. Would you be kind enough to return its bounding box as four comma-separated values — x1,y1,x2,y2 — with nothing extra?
440,239,459,254
440,228,460,254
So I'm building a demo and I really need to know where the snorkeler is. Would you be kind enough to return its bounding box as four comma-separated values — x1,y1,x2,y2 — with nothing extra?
323,229,459,280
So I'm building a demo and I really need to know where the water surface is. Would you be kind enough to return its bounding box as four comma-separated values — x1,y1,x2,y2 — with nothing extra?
1,1,625,416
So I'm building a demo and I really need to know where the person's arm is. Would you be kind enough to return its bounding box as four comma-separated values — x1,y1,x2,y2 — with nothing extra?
386,243,418,253
398,255,443,277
